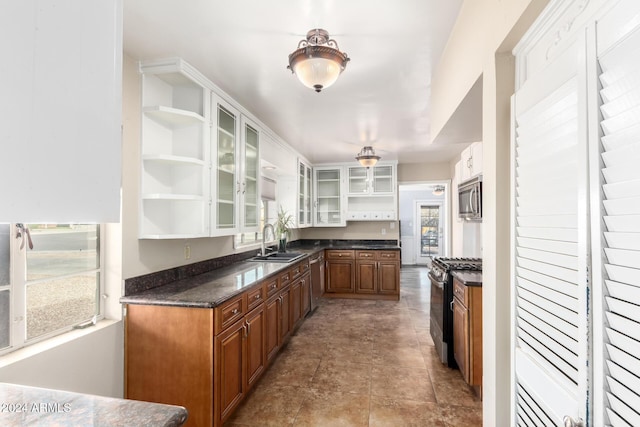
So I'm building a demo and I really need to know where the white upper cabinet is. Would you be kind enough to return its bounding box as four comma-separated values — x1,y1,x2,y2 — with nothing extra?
347,164,395,195
139,58,262,239
314,166,345,227
459,141,483,182
210,95,240,236
139,59,210,238
345,162,397,221
239,116,261,233
297,160,313,228
1,0,122,223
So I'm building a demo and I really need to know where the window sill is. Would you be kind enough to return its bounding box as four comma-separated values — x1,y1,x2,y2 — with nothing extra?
0,319,120,369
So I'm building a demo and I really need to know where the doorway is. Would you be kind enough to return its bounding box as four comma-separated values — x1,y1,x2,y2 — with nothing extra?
416,201,444,264
398,182,449,265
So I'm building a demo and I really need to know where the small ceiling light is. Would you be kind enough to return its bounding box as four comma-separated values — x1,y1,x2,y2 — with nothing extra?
432,185,445,196
287,29,350,93
355,146,381,168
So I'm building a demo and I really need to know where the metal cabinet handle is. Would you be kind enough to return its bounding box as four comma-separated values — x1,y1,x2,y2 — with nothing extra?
246,321,251,336
254,294,261,300
450,301,454,312
231,308,239,315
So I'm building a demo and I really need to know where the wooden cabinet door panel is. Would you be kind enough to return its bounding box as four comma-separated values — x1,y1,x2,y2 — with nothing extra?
301,275,311,318
280,286,291,342
216,319,245,423
265,295,280,363
355,260,377,293
290,280,302,328
325,260,355,293
452,297,469,383
378,261,399,294
245,305,266,389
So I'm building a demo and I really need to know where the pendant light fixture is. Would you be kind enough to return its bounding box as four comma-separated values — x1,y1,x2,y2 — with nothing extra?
432,185,445,196
287,29,350,93
355,146,381,168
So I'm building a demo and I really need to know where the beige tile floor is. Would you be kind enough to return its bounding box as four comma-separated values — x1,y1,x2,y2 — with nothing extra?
225,266,482,427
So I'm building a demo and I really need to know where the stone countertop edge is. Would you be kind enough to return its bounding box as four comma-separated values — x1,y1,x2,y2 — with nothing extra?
120,243,400,308
451,270,483,287
0,382,188,427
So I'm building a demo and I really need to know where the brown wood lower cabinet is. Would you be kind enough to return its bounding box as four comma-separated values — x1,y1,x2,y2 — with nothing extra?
125,258,309,427
452,277,482,397
351,250,400,299
325,250,355,293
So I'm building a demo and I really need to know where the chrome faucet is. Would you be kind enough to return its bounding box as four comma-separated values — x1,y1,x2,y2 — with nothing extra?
261,223,275,256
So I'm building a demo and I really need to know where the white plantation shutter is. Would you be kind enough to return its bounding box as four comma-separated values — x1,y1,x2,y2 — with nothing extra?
512,36,589,424
597,23,640,427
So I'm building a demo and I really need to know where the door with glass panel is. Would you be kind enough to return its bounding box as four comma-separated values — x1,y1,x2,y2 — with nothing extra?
416,202,443,264
314,167,344,227
240,117,260,232
212,96,240,235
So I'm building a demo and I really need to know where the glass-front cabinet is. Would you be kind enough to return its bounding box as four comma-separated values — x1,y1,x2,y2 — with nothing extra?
347,164,394,195
212,96,240,235
314,166,345,227
240,117,260,232
297,160,312,227
345,162,397,221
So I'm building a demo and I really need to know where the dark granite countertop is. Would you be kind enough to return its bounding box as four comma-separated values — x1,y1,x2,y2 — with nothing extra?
452,270,483,287
0,383,187,427
120,258,298,308
121,240,400,309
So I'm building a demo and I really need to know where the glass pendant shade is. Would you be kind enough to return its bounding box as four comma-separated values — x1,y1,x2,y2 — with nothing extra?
291,55,342,92
288,29,350,93
355,146,381,167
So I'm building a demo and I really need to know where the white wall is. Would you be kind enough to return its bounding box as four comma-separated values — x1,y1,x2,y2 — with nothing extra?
432,1,550,425
0,322,123,397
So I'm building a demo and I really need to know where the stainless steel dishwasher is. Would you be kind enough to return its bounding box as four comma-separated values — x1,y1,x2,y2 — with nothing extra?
309,251,324,312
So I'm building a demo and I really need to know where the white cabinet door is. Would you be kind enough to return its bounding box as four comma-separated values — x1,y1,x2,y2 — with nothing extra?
314,166,345,227
240,117,260,233
297,160,312,228
211,95,241,235
512,33,589,426
459,142,482,181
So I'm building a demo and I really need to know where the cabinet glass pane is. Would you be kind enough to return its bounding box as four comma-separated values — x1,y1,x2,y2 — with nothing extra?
218,202,235,229
0,289,8,350
0,224,8,286
373,166,393,193
306,167,312,224
299,163,306,224
243,123,259,229
349,167,368,193
217,104,237,229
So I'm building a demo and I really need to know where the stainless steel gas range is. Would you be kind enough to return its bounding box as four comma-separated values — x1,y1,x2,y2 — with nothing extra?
429,257,482,367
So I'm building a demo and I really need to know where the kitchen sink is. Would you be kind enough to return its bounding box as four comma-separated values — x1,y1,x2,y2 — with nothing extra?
249,252,306,263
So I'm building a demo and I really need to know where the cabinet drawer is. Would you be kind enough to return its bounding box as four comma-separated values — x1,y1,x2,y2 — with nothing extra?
265,277,279,298
216,293,246,334
290,259,310,279
247,284,265,311
376,251,399,260
280,270,291,287
356,250,376,260
453,278,468,306
325,250,355,260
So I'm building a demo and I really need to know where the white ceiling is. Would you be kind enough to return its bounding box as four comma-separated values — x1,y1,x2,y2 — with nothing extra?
123,0,469,165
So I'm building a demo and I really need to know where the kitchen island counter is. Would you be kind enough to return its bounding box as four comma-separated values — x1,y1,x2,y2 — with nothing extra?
0,383,187,427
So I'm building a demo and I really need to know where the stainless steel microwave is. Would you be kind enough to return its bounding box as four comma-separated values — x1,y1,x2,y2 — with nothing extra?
458,175,482,220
